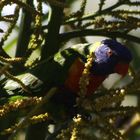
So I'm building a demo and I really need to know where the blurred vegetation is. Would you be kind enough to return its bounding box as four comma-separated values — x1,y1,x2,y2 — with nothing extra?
0,0,140,140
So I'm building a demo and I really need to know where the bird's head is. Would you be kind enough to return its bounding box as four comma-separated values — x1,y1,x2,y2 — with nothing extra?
91,39,132,77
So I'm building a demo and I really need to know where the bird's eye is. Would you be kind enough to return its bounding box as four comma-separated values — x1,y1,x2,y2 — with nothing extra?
107,49,113,57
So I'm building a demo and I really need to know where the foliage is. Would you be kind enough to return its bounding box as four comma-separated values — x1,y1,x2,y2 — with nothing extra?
0,0,140,140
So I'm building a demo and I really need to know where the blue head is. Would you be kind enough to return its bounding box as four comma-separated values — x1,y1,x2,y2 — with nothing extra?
91,39,132,76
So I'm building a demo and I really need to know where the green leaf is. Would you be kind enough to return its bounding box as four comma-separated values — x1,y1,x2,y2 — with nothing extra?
3,37,17,55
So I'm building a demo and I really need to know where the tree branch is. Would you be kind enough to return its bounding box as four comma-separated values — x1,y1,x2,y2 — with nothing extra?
64,1,122,24
15,0,33,57
8,87,58,140
59,29,140,44
41,0,65,60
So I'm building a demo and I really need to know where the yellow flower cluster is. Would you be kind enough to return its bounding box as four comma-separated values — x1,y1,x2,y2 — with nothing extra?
94,89,125,111
0,56,23,64
0,97,42,117
70,115,83,140
0,112,49,135
0,123,18,135
78,53,94,97
29,113,49,124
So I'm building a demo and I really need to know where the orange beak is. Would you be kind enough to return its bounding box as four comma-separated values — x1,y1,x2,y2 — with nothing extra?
114,63,129,77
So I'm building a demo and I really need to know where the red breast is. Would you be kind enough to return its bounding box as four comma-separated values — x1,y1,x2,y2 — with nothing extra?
114,62,129,77
65,58,106,96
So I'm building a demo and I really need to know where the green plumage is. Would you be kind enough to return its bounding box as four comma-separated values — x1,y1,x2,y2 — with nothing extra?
4,43,92,92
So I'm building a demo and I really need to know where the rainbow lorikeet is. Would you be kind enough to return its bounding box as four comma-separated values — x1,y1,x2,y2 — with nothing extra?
4,39,132,96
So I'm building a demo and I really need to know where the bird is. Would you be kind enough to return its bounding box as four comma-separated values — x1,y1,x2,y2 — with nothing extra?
4,39,132,97
3,39,132,118
64,39,132,96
